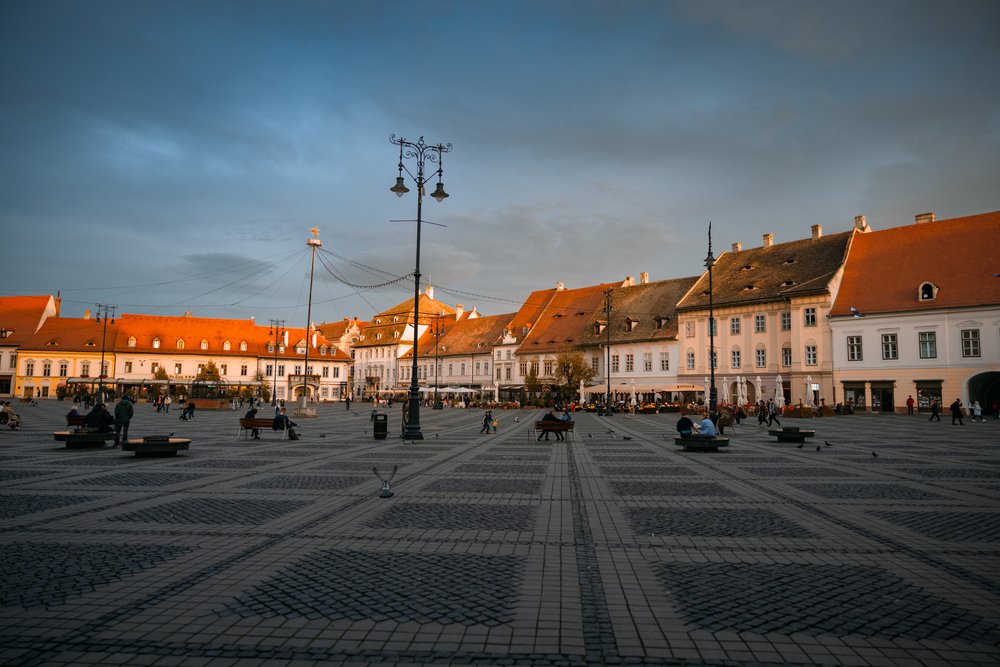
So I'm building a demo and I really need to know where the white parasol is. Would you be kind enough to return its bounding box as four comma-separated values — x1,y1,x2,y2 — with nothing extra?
774,374,784,404
721,376,730,404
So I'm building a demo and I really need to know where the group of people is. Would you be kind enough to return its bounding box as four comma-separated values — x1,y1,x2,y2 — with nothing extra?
66,395,135,445
675,413,718,438
1,401,22,429
536,408,572,441
755,399,783,427
242,405,299,440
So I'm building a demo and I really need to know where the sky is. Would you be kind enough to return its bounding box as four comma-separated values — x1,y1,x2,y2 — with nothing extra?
2,0,998,327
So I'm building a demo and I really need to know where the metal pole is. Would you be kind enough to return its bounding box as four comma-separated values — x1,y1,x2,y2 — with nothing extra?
605,288,612,413
301,228,321,410
706,223,718,415
269,320,284,405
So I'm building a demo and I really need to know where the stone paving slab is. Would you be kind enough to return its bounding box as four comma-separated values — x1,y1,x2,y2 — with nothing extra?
1,400,999,665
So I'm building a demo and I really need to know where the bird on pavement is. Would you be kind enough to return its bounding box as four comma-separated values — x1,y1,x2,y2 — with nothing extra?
872,451,878,458
816,445,822,451
623,436,632,441
824,440,833,447
514,417,520,423
796,442,804,449
319,434,326,438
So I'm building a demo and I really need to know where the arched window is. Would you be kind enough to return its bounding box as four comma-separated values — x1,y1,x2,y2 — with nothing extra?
223,340,231,351
200,339,208,350
176,338,185,350
152,338,160,349
127,336,137,348
919,282,938,301
239,340,247,351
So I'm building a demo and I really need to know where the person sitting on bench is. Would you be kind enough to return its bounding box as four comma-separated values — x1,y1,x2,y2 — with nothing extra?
84,403,115,433
244,407,261,439
2,401,21,430
676,414,694,438
538,409,563,441
697,415,717,438
273,408,299,440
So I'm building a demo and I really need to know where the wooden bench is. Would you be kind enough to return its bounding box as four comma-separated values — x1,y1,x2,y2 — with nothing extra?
122,437,191,457
238,417,285,440
533,420,574,440
53,429,116,449
768,427,816,444
674,436,730,452
66,414,86,427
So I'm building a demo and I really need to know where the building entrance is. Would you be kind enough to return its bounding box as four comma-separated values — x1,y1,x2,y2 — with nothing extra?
968,372,1000,417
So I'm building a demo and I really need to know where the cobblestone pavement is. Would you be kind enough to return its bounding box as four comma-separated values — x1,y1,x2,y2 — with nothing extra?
1,401,999,666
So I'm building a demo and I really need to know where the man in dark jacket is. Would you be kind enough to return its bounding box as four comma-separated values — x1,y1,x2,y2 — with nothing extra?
85,403,115,433
244,407,261,439
113,396,134,445
538,409,563,442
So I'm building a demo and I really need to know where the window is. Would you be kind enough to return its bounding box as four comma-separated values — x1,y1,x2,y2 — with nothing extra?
59,362,67,377
592,357,600,373
8,354,15,369
685,321,695,337
174,363,183,374
220,364,228,375
805,345,817,366
756,348,766,368
294,365,302,375
611,354,620,373
128,336,136,348
804,308,817,327
530,362,539,376
710,350,717,369
659,352,669,371
151,363,160,373
267,343,274,353
322,366,329,378
333,366,340,378
200,339,208,350
755,314,766,333
124,361,132,373
223,340,231,351
709,319,717,336
101,361,109,377
266,364,273,376
543,360,553,376
240,365,248,376
197,364,205,375
961,329,981,357
176,339,185,350
730,317,741,334
42,362,51,376
496,367,502,380
152,338,160,349
780,312,791,331
643,352,652,372
26,361,35,376
920,282,937,301
731,348,741,368
519,362,527,377
80,361,89,377
881,333,898,360
686,351,695,370
483,361,489,375
847,336,863,361
625,353,634,372
505,367,511,380
448,363,453,376
918,332,937,359
239,340,247,351
782,346,792,367
278,365,285,377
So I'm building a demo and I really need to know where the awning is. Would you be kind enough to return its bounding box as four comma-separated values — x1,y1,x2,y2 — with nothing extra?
658,384,705,392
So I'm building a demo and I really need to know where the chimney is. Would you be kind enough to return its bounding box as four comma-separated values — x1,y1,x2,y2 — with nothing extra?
731,242,742,252
622,275,635,287
811,224,822,239
425,284,434,300
915,212,935,224
639,271,649,284
854,215,869,231
762,233,773,247
555,281,565,291
311,331,317,347
455,304,464,320
83,309,92,320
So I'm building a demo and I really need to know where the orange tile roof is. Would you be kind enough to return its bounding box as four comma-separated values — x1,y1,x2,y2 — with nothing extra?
0,295,57,344
831,210,1000,316
21,316,113,352
519,283,617,354
435,313,516,357
115,313,259,356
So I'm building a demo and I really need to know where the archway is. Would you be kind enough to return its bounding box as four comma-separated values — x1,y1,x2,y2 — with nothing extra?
968,372,1000,416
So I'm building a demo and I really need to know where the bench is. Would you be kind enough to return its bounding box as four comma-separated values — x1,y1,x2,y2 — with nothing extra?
52,429,116,449
674,436,730,452
238,417,285,440
533,420,574,440
122,437,191,457
768,427,816,444
66,414,86,427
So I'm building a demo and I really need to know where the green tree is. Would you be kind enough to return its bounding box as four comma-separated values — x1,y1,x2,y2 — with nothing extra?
524,367,542,404
153,367,169,381
195,360,222,382
553,351,595,400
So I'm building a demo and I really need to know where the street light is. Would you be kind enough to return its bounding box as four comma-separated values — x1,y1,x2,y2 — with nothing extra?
604,287,613,415
268,319,285,406
705,223,718,416
95,304,116,402
433,313,445,410
390,134,452,440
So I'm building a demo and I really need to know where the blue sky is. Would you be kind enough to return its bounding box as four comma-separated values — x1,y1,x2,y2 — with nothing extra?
2,0,997,326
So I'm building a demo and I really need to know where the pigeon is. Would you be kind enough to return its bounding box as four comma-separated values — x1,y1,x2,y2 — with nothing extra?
514,416,520,423
623,436,632,441
588,433,593,438
319,434,326,438
824,440,833,447
168,432,174,437
434,433,439,438
796,442,804,449
872,451,878,458
816,445,822,451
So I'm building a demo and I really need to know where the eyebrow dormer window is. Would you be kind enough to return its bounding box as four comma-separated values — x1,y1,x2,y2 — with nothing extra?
919,282,938,301
152,338,160,349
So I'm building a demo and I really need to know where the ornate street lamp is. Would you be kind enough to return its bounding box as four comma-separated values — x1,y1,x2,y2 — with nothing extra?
390,135,452,440
268,319,285,406
95,304,116,402
705,223,718,416
604,287,613,415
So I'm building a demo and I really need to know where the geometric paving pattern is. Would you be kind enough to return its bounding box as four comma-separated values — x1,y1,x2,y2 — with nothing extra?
871,511,1000,542
0,493,103,519
0,470,51,482
0,542,192,608
106,497,310,525
735,466,860,478
238,475,369,491
609,481,740,497
453,464,547,475
653,562,1000,643
420,478,543,494
61,472,210,487
224,550,523,625
364,503,537,531
902,468,1000,479
791,483,947,500
600,465,690,477
626,507,816,538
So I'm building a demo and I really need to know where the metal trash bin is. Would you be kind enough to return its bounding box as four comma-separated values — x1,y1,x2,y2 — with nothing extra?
373,413,388,439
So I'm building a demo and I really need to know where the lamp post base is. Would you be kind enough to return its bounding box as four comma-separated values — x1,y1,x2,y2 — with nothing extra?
402,427,424,441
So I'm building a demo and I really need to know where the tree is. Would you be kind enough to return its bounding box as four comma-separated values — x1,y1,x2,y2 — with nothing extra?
524,367,542,404
195,360,221,382
153,367,169,381
553,351,595,400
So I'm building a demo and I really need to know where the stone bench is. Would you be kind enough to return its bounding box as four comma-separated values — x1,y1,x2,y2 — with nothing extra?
52,430,116,449
674,436,730,452
122,437,191,457
768,427,816,444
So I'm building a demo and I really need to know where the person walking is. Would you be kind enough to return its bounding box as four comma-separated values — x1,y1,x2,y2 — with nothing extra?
971,400,983,422
345,396,351,410
164,395,171,413
950,398,964,425
906,395,915,415
113,395,134,446
929,400,941,421
768,399,782,428
480,410,493,435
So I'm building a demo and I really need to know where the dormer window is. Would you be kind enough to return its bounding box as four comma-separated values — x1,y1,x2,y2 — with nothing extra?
393,331,399,338
594,322,606,335
624,318,638,332
741,264,753,271
267,343,274,353
223,339,231,351
919,282,939,301
176,338,185,350
783,258,797,265
152,337,160,349
392,316,398,322
743,285,757,291
375,318,382,325
376,333,382,340
200,339,209,350
654,316,669,330
47,340,59,346
320,346,327,355
782,280,796,287
128,336,137,348
240,340,247,351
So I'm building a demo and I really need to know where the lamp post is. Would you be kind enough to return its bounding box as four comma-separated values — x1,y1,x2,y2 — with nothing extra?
390,134,452,440
705,223,718,416
95,304,116,402
299,227,322,412
268,320,285,406
433,313,444,410
604,288,613,415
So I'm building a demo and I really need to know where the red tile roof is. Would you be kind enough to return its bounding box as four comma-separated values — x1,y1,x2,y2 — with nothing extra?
0,295,57,344
22,316,113,352
831,211,1000,316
